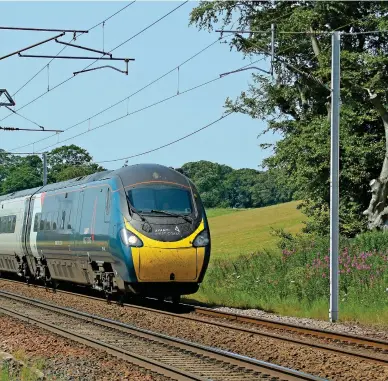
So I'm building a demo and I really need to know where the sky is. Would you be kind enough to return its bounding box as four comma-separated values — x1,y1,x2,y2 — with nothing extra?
0,1,281,171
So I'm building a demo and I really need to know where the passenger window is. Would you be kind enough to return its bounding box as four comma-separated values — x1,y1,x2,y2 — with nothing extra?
0,215,17,233
11,216,16,233
33,214,40,232
61,211,66,229
39,217,45,231
67,210,71,229
52,213,57,230
45,213,51,231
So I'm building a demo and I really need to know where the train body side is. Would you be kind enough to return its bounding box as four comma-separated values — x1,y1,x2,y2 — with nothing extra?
0,196,26,273
0,164,211,298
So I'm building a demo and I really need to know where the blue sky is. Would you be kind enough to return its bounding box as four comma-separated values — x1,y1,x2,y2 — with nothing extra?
0,1,281,171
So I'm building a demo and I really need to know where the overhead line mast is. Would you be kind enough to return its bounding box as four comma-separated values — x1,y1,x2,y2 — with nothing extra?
216,25,342,323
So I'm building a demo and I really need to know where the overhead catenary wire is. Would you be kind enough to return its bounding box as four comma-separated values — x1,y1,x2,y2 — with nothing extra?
235,34,329,90
0,0,188,127
220,29,388,35
4,2,137,133
5,106,46,130
220,19,370,91
14,41,297,153
9,32,233,152
0,126,63,132
96,111,235,164
38,56,267,152
39,75,252,149
6,9,290,152
267,16,379,88
93,18,388,163
0,151,44,155
11,1,137,97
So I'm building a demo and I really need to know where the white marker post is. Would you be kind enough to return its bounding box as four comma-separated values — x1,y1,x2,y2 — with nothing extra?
330,31,340,323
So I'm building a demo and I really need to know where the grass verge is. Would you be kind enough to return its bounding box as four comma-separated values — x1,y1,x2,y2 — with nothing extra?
0,350,45,381
193,231,388,327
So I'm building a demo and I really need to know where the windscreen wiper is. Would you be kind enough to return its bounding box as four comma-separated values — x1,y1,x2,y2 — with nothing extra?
126,195,148,222
126,195,152,232
150,209,193,223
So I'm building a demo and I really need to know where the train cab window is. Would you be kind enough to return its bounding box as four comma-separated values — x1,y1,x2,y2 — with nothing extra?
127,186,193,215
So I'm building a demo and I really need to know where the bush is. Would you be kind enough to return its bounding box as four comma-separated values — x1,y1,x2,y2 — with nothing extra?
195,230,388,324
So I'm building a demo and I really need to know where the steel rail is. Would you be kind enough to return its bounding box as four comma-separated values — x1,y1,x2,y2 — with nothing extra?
1,278,388,365
190,304,388,349
0,289,324,381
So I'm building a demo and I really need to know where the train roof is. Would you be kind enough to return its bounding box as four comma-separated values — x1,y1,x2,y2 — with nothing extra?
0,163,189,202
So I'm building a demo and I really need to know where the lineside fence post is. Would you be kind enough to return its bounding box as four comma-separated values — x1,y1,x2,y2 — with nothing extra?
330,31,341,323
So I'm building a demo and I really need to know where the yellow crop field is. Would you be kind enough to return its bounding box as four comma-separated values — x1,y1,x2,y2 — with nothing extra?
206,201,305,259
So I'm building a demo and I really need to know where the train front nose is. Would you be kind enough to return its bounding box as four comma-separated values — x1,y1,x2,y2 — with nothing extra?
132,246,198,281
122,227,209,283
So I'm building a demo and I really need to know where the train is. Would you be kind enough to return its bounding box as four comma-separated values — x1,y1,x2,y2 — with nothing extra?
0,163,211,303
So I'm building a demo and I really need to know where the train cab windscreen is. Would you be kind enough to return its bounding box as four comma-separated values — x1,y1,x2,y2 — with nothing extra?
127,186,193,215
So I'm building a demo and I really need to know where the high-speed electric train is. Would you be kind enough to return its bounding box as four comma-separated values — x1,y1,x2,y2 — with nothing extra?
0,164,211,302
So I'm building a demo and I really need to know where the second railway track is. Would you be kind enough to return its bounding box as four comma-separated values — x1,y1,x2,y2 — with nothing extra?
1,277,388,369
0,289,324,381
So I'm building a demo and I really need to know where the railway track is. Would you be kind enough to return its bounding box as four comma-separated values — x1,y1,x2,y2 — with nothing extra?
0,289,325,381
1,277,388,368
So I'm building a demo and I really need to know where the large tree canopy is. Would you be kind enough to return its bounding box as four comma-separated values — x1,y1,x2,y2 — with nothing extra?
0,151,42,194
0,145,105,195
190,1,388,235
0,147,291,209
48,144,104,183
177,160,292,208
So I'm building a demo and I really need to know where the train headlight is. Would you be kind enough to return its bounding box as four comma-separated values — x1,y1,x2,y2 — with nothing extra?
120,228,143,247
193,230,210,247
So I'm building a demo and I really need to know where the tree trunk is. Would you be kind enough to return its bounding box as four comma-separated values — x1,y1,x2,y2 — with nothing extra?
363,91,388,229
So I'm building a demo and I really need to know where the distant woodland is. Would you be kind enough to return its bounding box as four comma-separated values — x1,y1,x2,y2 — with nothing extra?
0,145,292,209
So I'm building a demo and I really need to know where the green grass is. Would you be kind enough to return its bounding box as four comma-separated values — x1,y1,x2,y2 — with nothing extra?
188,202,388,327
206,201,305,260
205,208,246,218
0,350,45,381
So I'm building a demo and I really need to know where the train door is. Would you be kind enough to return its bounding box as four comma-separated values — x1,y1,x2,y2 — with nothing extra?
74,188,90,281
75,186,111,265
29,195,41,259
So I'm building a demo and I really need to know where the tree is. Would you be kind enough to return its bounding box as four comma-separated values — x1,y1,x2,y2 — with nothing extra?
0,145,105,194
177,160,293,208
190,1,388,235
47,145,105,183
179,160,233,207
1,164,42,194
0,153,42,195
